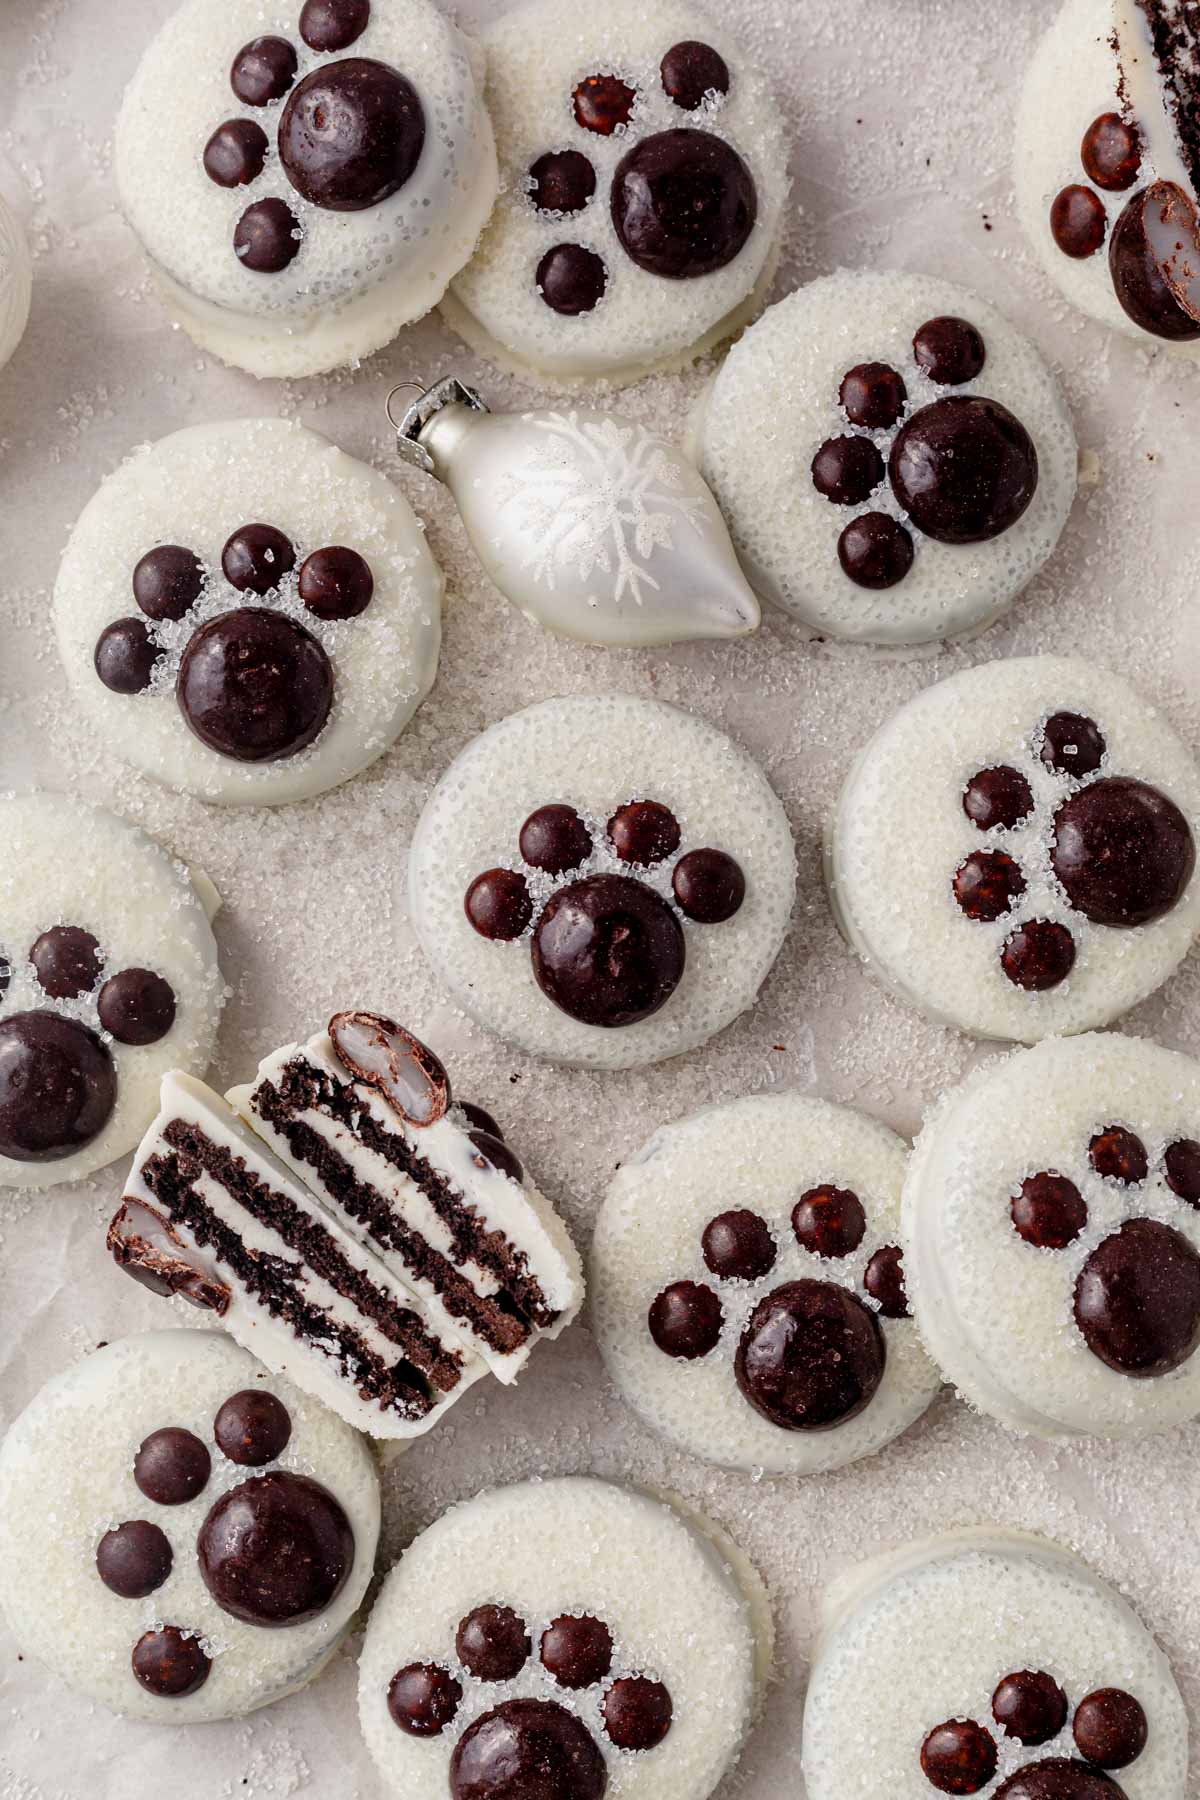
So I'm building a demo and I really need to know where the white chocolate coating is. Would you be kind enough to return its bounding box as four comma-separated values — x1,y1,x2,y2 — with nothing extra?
826,656,1200,1042
54,419,443,807
0,794,223,1190
446,0,791,384
803,1529,1189,1799
689,271,1078,645
0,1331,380,1722
0,191,31,373
903,1033,1200,1439
591,1092,940,1474
358,1476,770,1800
115,0,497,378
408,695,795,1069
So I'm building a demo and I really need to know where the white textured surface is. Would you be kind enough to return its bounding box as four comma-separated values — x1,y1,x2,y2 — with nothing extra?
0,1331,380,1722
0,192,31,373
592,1092,939,1473
4,0,1200,1794
692,271,1078,643
357,1476,766,1799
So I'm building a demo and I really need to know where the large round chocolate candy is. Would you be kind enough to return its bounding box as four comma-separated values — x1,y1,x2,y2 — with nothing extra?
531,873,685,1027
1051,776,1194,928
278,58,425,212
197,1470,354,1626
889,396,1038,544
734,1278,885,1430
0,1012,116,1162
611,128,756,278
176,607,333,763
991,1762,1126,1799
1074,1218,1200,1376
449,1697,607,1800
1109,183,1200,342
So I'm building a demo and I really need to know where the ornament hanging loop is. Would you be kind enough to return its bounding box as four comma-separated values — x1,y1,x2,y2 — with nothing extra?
387,376,489,477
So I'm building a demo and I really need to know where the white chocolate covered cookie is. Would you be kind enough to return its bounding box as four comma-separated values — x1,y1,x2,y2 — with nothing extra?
115,0,497,376
54,419,442,806
358,1476,771,1800
0,191,31,374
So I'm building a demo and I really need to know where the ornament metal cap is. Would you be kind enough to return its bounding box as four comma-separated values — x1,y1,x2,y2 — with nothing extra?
387,377,489,476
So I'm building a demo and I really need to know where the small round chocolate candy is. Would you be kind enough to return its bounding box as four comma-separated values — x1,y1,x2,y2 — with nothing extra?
811,434,885,506
993,1761,1124,1798
920,1719,998,1794
531,873,685,1027
467,1128,525,1186
1072,1686,1148,1769
839,362,907,430
607,799,680,867
791,1185,867,1259
1039,710,1106,777
863,1244,909,1318
203,118,269,188
912,316,986,385
214,1389,292,1466
539,1613,612,1688
97,968,176,1046
603,1674,673,1750
573,72,635,135
953,849,1026,922
450,1698,606,1800
134,1426,211,1505
735,1278,885,1430
1074,1218,1200,1376
1050,184,1107,258
198,1470,354,1626
991,1669,1068,1746
660,40,730,110
520,804,592,874
1165,1138,1200,1207
94,617,161,694
133,545,203,621
702,1208,776,1281
648,1279,723,1358
837,512,914,589
222,523,296,595
388,1662,463,1736
279,59,426,211
230,36,297,107
1082,113,1141,192
672,847,745,922
177,607,333,764
464,869,533,941
0,1012,117,1162
963,765,1034,832
536,243,607,315
1109,184,1200,342
96,1519,173,1598
456,1604,530,1681
300,0,371,52
1000,919,1076,991
298,545,374,620
1052,776,1195,928
131,1626,211,1698
529,150,596,215
1088,1125,1148,1185
30,925,102,999
234,197,302,272
611,128,756,278
889,396,1038,545
1011,1172,1087,1248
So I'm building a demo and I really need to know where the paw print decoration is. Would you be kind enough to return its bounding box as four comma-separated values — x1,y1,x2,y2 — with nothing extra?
919,1675,1150,1796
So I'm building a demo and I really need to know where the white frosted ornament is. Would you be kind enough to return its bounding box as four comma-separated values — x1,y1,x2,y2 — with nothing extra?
391,377,760,648
0,193,31,374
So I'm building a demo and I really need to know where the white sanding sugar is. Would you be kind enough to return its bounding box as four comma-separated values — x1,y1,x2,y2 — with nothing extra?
689,270,1078,644
827,655,1200,1041
408,694,796,1068
0,793,224,1190
444,0,791,383
802,1529,1189,1798
114,0,497,377
0,1331,380,1723
903,1032,1200,1439
53,418,443,806
591,1091,940,1474
357,1475,770,1800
